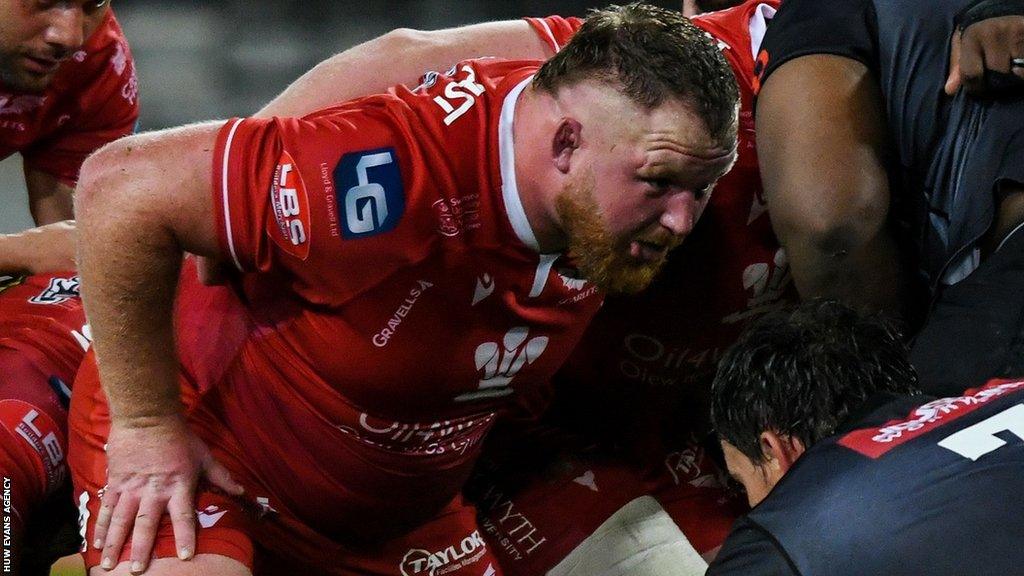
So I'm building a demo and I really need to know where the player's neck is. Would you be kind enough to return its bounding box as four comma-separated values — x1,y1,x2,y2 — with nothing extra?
512,85,568,254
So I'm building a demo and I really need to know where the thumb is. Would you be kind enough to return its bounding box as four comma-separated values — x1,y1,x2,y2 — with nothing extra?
202,457,245,496
945,29,963,95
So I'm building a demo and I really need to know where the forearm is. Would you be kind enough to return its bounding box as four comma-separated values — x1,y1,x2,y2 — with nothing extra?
75,126,221,423
24,168,74,225
76,195,182,422
780,223,903,312
0,220,76,274
258,21,548,117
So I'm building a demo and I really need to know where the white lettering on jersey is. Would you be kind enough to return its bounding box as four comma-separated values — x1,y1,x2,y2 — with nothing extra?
275,163,307,246
938,404,1024,461
400,530,488,576
456,327,549,402
433,65,486,126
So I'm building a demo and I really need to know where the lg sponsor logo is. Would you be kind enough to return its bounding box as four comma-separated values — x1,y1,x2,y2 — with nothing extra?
456,327,549,402
400,530,488,576
336,148,405,238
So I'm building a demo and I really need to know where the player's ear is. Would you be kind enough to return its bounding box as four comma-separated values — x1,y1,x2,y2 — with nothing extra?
552,118,581,174
759,431,806,475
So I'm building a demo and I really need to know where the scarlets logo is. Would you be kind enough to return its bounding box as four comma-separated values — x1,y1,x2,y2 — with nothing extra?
455,327,549,402
29,276,80,305
400,530,488,576
268,151,311,260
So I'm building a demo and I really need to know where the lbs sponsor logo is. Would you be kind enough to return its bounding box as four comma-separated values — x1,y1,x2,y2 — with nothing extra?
0,400,65,493
400,530,488,576
268,151,311,260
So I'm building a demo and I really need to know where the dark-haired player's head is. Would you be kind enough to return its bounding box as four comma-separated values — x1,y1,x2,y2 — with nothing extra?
0,0,111,93
531,3,739,294
710,300,921,505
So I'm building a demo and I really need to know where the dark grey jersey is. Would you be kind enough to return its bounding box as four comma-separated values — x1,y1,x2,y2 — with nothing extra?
708,380,1024,575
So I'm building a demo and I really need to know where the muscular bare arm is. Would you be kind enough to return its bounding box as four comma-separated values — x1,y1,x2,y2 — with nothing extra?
75,123,242,573
257,21,550,117
194,20,550,284
756,55,903,313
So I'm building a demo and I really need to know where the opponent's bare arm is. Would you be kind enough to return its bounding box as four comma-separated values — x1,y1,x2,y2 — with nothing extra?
75,123,243,574
257,20,550,117
0,220,76,273
756,55,903,313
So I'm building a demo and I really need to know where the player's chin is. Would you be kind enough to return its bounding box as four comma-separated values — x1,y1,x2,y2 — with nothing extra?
7,69,54,93
596,258,666,295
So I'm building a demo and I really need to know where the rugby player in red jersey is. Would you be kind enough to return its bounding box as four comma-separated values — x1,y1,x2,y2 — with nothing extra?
0,0,137,227
0,271,89,575
71,6,739,576
239,2,786,574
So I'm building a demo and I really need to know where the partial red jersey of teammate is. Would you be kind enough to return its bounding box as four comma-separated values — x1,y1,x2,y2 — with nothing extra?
73,59,604,575
0,273,88,573
0,10,138,185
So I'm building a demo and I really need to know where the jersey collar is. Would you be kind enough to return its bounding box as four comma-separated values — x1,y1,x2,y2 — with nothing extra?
498,75,540,252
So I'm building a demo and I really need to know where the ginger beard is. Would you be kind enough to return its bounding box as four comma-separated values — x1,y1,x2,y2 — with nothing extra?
555,172,680,295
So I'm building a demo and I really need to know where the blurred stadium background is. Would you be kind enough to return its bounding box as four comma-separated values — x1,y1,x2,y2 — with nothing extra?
38,1,678,574
2,0,678,234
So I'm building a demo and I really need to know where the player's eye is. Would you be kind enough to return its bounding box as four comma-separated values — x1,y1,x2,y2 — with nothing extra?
641,177,673,196
693,182,715,201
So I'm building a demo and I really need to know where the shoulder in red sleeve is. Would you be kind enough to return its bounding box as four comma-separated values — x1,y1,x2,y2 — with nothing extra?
525,16,584,55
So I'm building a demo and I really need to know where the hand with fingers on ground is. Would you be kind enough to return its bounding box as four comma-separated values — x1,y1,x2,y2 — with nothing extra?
94,415,244,574
946,14,1024,95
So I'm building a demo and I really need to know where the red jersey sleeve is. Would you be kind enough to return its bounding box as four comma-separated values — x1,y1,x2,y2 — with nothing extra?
21,12,139,185
211,104,437,306
525,16,583,54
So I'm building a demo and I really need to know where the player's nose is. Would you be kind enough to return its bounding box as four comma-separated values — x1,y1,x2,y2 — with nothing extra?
659,191,698,238
43,7,85,56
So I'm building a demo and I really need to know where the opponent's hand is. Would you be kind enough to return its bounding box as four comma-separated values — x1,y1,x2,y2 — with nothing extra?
93,415,244,574
945,15,1024,95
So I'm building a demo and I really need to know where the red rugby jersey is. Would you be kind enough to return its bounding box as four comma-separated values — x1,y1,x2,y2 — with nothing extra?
0,273,87,505
526,1,795,442
0,10,138,185
177,59,603,538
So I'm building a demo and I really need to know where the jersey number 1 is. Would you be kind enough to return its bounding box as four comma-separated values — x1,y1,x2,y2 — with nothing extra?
938,403,1024,461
